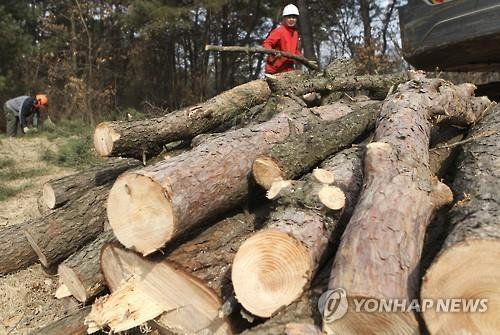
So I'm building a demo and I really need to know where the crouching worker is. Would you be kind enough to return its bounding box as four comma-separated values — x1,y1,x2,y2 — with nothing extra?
3,94,48,136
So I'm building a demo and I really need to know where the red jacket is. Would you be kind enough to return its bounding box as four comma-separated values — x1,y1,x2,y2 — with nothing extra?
262,24,301,74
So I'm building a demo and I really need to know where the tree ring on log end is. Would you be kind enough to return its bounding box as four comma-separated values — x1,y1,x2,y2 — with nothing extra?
252,156,284,190
58,264,87,302
107,173,174,255
42,183,56,209
318,185,345,210
421,240,500,334
312,168,335,185
94,122,120,157
232,229,312,318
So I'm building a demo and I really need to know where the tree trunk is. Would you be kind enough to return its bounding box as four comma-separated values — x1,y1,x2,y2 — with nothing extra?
266,70,405,99
297,0,317,62
421,105,500,334
252,101,381,190
32,307,90,335
57,230,116,303
324,74,490,334
87,209,268,335
93,79,271,158
233,147,363,318
0,221,38,274
107,101,353,256
23,185,110,268
43,158,140,209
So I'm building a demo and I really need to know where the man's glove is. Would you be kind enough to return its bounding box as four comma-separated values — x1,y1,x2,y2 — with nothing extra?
23,127,29,133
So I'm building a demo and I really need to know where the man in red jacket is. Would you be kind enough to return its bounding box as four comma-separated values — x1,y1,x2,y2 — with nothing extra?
262,4,301,74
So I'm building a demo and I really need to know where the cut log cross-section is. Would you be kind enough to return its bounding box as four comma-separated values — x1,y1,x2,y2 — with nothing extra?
107,101,361,256
57,230,116,303
233,147,364,318
421,105,500,334
24,185,110,269
324,73,491,334
43,158,140,209
93,79,271,158
87,209,267,335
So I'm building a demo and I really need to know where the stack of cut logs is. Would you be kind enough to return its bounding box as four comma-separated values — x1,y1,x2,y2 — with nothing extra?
2,59,499,335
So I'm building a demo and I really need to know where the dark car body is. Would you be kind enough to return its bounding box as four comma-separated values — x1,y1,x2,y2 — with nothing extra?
399,0,500,71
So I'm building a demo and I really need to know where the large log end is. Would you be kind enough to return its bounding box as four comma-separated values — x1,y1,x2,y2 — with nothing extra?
107,173,174,255
94,122,120,157
421,240,500,334
232,229,312,318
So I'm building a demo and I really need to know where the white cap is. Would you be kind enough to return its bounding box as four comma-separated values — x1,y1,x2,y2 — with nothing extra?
283,4,299,16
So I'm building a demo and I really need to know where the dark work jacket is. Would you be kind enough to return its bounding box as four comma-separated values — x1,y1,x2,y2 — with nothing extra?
4,96,40,128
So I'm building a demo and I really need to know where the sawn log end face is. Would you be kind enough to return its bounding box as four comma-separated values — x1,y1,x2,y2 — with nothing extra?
421,240,500,335
107,172,174,255
94,122,120,157
252,156,284,190
42,182,56,209
232,229,312,318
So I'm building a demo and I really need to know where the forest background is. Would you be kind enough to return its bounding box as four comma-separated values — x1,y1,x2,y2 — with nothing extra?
0,0,405,129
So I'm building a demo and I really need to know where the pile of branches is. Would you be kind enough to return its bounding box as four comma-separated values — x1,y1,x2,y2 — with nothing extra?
2,59,499,335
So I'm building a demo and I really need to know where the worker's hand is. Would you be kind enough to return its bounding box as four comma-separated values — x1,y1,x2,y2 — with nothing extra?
23,127,29,133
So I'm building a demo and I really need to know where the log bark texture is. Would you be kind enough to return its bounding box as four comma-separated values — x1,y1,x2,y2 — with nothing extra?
421,105,500,334
93,79,271,158
32,307,90,335
23,185,110,268
89,209,267,335
43,158,140,209
57,230,116,302
233,147,364,317
107,101,353,255
252,101,381,189
0,221,38,274
324,74,490,334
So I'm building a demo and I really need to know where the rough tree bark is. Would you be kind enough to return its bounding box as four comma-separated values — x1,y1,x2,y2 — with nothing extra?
57,230,116,303
324,73,491,334
43,158,140,209
23,185,110,268
253,101,381,189
233,147,364,318
87,209,268,335
93,79,271,159
32,307,90,335
421,105,500,334
107,101,354,256
0,221,38,274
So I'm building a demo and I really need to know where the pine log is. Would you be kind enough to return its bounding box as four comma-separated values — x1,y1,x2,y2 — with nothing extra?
0,221,38,274
57,230,116,303
233,147,364,317
93,79,271,158
23,185,110,268
32,307,90,335
252,101,382,190
107,101,354,256
241,262,331,335
43,158,140,209
324,73,491,334
421,105,500,334
88,209,267,335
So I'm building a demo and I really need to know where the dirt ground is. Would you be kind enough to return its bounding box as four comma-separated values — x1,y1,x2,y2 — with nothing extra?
0,136,80,335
